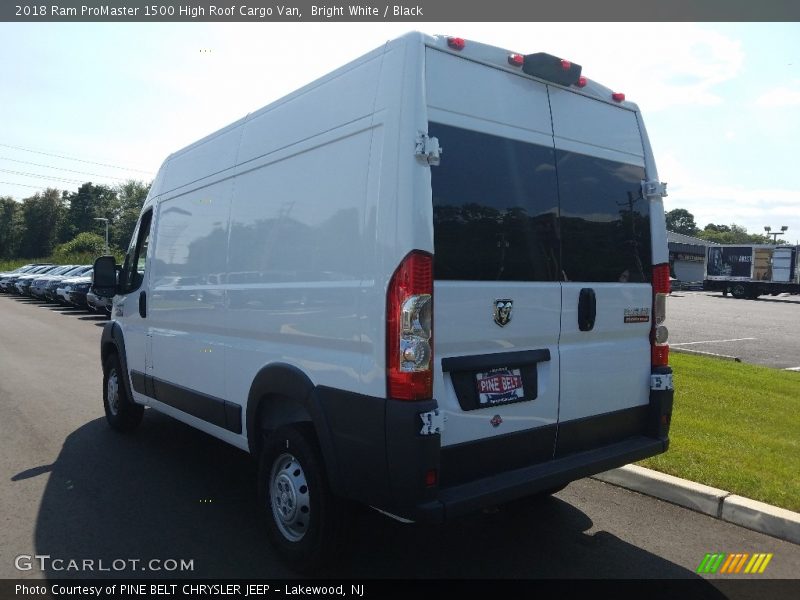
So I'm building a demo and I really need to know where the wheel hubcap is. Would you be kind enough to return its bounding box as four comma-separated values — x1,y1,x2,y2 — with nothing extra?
107,368,119,416
269,452,310,542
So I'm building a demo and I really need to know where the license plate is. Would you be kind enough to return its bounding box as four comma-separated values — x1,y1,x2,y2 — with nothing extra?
476,368,526,406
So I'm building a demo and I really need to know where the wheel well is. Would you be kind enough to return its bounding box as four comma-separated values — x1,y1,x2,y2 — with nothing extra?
253,395,313,456
101,342,117,368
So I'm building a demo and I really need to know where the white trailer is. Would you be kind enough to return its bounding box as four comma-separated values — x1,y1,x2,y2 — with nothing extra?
704,244,800,298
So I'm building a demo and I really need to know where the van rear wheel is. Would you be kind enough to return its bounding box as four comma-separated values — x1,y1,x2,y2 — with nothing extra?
258,424,350,572
103,354,144,432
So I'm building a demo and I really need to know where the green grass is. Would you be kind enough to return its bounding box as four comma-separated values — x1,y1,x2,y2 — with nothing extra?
0,258,33,271
0,251,123,272
638,353,800,512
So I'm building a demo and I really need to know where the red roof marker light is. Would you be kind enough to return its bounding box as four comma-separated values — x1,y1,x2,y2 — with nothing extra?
447,37,465,51
560,59,571,70
508,53,524,67
612,92,626,102
576,76,587,88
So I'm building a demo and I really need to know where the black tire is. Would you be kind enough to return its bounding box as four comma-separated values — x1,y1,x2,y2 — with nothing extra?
103,353,144,432
731,284,747,299
258,423,350,573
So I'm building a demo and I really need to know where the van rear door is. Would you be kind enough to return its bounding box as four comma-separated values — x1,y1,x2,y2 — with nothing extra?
426,47,655,483
426,49,562,486
548,88,653,456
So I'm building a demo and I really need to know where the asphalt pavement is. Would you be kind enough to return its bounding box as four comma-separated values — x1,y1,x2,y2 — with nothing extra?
1,294,799,588
669,291,800,369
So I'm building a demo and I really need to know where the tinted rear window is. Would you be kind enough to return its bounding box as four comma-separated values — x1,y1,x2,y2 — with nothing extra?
429,123,651,283
557,151,650,283
429,123,560,282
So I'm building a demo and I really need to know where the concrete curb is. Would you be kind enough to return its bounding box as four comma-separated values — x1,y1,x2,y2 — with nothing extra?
592,465,800,545
671,347,741,362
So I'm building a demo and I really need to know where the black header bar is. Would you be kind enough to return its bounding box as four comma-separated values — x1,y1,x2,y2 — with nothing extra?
3,0,800,22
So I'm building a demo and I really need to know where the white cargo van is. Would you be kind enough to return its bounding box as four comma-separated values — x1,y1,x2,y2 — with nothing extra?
93,32,673,570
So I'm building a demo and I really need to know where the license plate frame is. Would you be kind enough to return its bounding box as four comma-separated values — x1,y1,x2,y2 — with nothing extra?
475,367,527,407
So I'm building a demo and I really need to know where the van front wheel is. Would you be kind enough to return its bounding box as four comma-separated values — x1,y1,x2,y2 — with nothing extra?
258,424,349,572
103,354,143,432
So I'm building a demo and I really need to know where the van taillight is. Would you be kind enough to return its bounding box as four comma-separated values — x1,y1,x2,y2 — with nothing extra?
387,251,433,401
651,264,670,367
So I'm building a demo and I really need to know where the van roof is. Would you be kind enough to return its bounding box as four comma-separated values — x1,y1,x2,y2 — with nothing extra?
147,31,645,204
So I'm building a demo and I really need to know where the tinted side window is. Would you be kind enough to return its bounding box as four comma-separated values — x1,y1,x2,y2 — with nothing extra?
429,123,560,282
121,210,152,293
557,151,650,283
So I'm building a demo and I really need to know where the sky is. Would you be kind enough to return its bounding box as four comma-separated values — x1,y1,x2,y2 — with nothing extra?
1,22,799,243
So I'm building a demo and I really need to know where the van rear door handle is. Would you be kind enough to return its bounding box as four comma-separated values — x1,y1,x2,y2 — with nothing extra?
139,291,147,318
578,288,596,331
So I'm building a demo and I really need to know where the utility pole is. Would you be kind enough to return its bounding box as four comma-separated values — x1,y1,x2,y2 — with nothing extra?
94,217,109,254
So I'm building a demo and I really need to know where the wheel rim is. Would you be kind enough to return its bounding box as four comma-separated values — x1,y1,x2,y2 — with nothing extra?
269,452,311,542
107,367,120,416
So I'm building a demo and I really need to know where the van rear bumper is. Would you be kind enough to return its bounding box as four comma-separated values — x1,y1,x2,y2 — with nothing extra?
316,380,672,524
413,435,666,523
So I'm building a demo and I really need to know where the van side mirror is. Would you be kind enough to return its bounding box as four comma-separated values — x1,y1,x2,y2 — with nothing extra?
93,255,118,296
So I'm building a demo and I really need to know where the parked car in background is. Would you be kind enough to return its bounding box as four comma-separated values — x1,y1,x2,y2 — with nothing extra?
29,265,78,299
0,264,45,288
57,271,92,305
13,265,62,295
66,275,93,308
42,265,93,302
0,264,54,293
0,266,32,293
86,287,113,315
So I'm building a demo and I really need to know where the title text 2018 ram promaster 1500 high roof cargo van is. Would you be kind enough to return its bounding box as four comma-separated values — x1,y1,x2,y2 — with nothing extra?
93,32,673,570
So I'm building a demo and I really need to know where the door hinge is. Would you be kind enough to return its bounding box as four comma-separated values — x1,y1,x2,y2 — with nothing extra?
419,408,445,435
642,180,668,198
415,133,442,166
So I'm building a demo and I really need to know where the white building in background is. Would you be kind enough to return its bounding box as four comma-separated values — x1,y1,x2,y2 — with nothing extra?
667,230,719,283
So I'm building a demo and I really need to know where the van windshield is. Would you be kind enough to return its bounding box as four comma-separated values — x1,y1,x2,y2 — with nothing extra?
429,122,651,283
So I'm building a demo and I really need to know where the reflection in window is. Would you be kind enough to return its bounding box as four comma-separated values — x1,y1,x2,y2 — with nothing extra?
429,123,560,282
429,123,652,284
556,152,651,283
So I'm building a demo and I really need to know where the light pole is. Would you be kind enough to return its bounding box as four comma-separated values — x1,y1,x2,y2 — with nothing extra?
763,225,788,243
94,217,109,254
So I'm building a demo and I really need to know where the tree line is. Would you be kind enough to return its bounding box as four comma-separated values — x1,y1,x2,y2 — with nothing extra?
0,180,150,260
665,208,786,244
1,188,784,261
